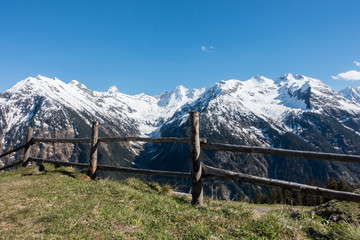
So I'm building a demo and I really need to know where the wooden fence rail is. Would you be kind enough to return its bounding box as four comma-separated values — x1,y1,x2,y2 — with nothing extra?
201,142,360,163
32,138,92,143
1,111,360,206
0,159,25,171
32,137,207,144
0,143,29,159
29,157,192,178
202,164,360,202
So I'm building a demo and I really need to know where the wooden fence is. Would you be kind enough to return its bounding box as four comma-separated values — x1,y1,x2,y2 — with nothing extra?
1,111,360,206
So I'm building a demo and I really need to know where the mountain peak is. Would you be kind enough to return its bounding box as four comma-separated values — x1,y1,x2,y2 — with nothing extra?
340,86,360,103
36,75,46,80
251,75,272,83
34,75,58,82
5,75,57,94
107,86,120,95
275,74,329,90
279,73,305,81
175,85,186,90
69,80,80,85
69,80,88,90
253,74,266,80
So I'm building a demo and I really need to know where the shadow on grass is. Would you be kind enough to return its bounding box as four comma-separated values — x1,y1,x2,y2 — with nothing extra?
22,164,47,176
54,170,80,179
22,163,88,180
22,171,47,177
173,195,191,205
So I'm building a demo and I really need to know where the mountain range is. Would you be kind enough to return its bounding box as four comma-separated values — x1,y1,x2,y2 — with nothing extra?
1,74,360,199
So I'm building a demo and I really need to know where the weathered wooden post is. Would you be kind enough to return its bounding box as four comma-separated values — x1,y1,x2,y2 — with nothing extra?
22,127,33,167
88,121,99,179
189,111,203,206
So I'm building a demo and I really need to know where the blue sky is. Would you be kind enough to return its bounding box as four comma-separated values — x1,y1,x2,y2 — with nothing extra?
1,0,360,95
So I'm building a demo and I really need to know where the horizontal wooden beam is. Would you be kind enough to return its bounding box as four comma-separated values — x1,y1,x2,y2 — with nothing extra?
0,160,23,171
96,164,191,178
33,138,92,143
202,164,360,203
0,143,29,159
98,137,207,144
28,158,191,178
32,137,207,144
201,142,360,163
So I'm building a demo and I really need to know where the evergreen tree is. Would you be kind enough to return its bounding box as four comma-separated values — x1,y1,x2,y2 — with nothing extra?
327,178,338,190
294,191,303,206
255,188,264,204
337,178,351,192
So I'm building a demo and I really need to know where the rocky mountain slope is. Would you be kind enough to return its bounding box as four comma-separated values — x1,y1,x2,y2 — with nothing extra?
340,86,360,104
1,74,360,199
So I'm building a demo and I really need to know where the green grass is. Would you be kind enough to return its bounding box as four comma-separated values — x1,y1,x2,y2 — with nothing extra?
1,165,359,239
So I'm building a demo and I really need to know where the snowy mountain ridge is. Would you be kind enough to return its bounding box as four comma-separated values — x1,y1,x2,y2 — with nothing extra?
340,86,360,104
1,75,205,136
1,73,359,139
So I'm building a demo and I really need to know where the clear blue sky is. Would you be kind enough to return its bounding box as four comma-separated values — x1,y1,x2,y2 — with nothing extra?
1,0,360,95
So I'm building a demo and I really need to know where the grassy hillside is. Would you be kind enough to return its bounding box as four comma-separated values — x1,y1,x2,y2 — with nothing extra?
0,165,359,239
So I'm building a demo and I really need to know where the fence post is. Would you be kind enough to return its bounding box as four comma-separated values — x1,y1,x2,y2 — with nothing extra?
88,121,99,179
189,111,203,206
22,127,33,167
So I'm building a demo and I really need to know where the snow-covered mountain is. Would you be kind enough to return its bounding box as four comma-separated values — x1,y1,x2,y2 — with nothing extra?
0,75,209,168
0,75,205,136
1,74,360,199
340,86,360,104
